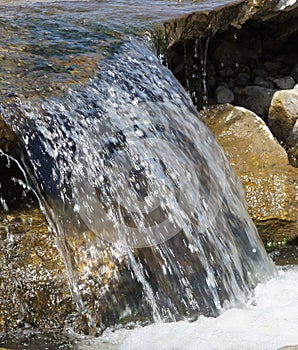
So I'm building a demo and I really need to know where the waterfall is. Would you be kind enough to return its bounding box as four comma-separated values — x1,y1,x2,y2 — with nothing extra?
0,37,275,335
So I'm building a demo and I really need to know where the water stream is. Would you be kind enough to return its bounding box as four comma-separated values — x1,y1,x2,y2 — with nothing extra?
0,0,296,349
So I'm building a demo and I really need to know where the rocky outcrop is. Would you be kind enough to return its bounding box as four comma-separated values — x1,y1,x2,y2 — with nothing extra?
268,85,298,166
202,104,298,245
165,0,298,111
164,0,298,48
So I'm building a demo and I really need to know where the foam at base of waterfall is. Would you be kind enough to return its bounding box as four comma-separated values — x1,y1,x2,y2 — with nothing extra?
75,265,298,350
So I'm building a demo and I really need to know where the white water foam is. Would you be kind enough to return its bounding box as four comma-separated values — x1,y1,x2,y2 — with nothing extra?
76,265,298,350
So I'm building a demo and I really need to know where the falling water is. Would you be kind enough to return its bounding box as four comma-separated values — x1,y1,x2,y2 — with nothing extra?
1,35,275,334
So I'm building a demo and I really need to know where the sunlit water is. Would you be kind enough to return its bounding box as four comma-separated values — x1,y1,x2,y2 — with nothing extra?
0,0,296,349
74,265,298,350
1,265,296,349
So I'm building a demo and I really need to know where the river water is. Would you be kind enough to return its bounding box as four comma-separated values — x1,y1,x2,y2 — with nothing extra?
74,265,298,350
0,1,297,349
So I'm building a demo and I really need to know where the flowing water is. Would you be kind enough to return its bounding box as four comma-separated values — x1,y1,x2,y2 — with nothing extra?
0,0,296,349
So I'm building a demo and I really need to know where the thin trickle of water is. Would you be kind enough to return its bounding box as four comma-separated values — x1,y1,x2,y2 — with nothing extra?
1,36,275,333
199,37,210,109
183,42,191,92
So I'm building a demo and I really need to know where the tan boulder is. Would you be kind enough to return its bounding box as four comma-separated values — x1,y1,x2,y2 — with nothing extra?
203,104,298,244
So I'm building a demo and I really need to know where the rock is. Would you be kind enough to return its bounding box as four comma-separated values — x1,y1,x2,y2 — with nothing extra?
253,77,273,88
215,85,234,103
268,86,298,142
219,67,234,78
236,72,251,86
253,69,267,78
291,63,298,82
286,119,298,166
211,39,257,70
233,85,276,118
264,61,282,72
164,0,298,48
202,104,298,245
0,207,76,332
272,76,296,90
0,111,20,156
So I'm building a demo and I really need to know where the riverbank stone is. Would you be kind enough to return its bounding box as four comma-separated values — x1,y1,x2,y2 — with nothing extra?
202,104,298,245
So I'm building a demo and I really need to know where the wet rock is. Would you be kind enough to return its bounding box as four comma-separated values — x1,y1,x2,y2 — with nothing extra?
202,104,298,244
268,85,298,165
0,207,76,332
272,76,296,89
0,111,20,156
215,85,234,104
233,86,276,118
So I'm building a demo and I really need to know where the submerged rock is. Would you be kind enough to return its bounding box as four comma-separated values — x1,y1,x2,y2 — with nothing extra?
202,104,298,245
0,207,76,332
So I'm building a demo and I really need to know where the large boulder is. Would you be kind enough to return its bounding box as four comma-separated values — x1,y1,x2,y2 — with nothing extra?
203,104,298,245
164,0,298,48
268,85,298,166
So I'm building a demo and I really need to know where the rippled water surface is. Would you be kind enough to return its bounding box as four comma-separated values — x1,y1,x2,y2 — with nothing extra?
0,0,232,99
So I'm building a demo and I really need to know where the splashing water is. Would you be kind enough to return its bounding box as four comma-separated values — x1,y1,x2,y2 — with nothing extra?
0,35,276,334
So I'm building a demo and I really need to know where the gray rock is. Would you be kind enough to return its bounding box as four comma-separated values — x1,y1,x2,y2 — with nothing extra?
291,63,298,83
213,41,257,70
264,61,282,72
236,72,251,86
233,85,276,117
254,76,273,88
272,76,296,90
253,68,267,78
215,85,234,104
219,67,234,78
